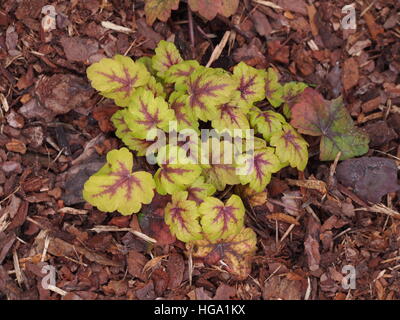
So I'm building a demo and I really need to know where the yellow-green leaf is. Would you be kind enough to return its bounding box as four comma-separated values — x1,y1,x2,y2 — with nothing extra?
199,195,245,240
165,191,203,242
186,176,216,205
155,145,202,195
191,226,257,280
265,68,284,108
87,55,150,107
236,147,281,192
125,88,175,139
249,107,286,141
270,124,309,171
183,67,238,121
83,148,155,215
233,62,266,111
164,60,201,86
152,40,183,77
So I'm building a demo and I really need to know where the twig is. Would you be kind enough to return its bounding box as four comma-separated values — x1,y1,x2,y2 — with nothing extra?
47,284,67,296
90,225,157,243
206,31,231,67
101,21,135,33
188,7,195,59
13,249,23,287
252,0,283,10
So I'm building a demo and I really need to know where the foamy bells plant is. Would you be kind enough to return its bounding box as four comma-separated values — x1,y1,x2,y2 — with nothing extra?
82,40,310,279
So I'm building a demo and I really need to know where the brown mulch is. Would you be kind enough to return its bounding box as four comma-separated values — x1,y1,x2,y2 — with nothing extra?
0,0,400,300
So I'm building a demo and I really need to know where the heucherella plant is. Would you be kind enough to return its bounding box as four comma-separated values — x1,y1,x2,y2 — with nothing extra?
83,148,155,215
87,55,150,107
83,39,368,279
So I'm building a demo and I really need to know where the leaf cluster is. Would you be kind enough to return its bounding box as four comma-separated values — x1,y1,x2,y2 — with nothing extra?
83,40,368,278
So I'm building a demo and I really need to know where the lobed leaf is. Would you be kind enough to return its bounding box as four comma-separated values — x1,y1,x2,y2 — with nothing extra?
111,110,155,155
212,102,250,133
169,92,199,132
112,109,132,140
191,227,257,280
290,88,369,161
183,67,238,121
233,136,268,154
143,76,166,98
186,176,216,205
83,148,155,215
152,40,183,77
125,88,175,139
236,147,281,192
137,56,158,77
164,191,203,242
249,107,286,141
232,62,266,111
164,60,201,86
265,68,284,108
87,55,150,107
199,195,245,240
200,138,240,191
270,124,309,171
155,145,202,195
144,0,180,25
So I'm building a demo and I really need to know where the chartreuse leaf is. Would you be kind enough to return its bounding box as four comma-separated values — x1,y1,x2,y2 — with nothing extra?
282,81,308,118
191,227,257,280
199,195,245,241
152,40,183,77
290,88,369,161
125,88,175,139
236,147,281,192
212,101,250,133
143,76,166,98
169,92,199,132
233,136,268,153
200,138,240,191
186,176,216,205
183,67,238,121
122,133,155,156
83,148,155,215
164,191,203,242
144,0,180,25
112,109,132,140
111,109,154,156
270,124,309,171
87,55,150,107
249,107,286,141
265,68,284,108
164,60,200,86
155,145,202,195
137,56,157,77
232,62,266,111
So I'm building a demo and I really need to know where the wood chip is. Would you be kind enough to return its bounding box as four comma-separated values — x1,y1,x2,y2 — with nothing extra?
58,207,88,215
101,21,134,33
252,0,283,10
266,213,300,225
287,178,327,194
0,93,9,112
